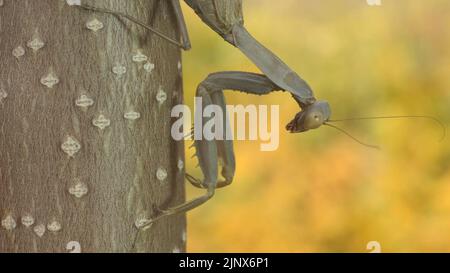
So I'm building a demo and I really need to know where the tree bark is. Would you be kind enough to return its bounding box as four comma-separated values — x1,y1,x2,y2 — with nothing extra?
0,0,186,253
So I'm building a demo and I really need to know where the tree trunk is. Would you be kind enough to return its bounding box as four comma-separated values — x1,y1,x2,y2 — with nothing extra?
0,0,186,253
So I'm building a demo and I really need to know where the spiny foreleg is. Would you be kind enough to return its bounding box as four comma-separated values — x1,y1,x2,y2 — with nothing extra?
139,72,282,229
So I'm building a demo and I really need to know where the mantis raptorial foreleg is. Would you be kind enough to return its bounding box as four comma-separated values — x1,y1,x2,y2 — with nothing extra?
141,72,281,227
189,72,281,190
142,85,219,228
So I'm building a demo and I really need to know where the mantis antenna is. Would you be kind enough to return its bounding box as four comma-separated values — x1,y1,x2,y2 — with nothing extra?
328,115,447,142
324,122,381,150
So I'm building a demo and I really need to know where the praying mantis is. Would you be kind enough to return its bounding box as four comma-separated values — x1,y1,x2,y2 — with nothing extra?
70,0,445,233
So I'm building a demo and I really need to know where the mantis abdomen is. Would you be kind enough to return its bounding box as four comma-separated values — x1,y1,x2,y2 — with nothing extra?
184,0,244,42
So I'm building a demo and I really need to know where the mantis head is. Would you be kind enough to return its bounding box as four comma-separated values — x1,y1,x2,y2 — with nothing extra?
286,100,331,133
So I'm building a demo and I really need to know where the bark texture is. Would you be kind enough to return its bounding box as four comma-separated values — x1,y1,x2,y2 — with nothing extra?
0,0,186,253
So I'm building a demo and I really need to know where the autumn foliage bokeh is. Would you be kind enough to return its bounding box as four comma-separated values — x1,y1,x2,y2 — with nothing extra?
181,0,450,252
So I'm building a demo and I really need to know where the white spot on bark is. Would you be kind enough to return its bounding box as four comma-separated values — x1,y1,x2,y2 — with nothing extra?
40,71,59,88
1,215,16,230
47,221,62,232
177,159,184,171
33,224,46,237
132,50,148,63
69,180,88,198
27,37,45,52
12,46,25,58
75,94,94,109
178,61,182,71
0,88,7,103
156,167,168,182
92,114,111,130
182,230,186,242
156,87,167,105
86,18,104,32
134,217,151,229
112,65,127,76
66,0,81,6
66,241,82,253
61,136,81,157
124,111,141,121
143,62,155,73
172,247,181,253
21,214,35,227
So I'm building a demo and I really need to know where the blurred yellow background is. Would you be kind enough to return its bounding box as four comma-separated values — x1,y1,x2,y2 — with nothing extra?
181,0,450,252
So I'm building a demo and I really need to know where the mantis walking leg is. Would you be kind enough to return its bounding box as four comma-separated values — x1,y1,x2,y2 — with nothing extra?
73,0,191,50
140,72,281,229
170,0,192,50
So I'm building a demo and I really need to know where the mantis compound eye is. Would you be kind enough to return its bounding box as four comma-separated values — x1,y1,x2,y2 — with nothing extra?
304,112,325,130
286,100,331,133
